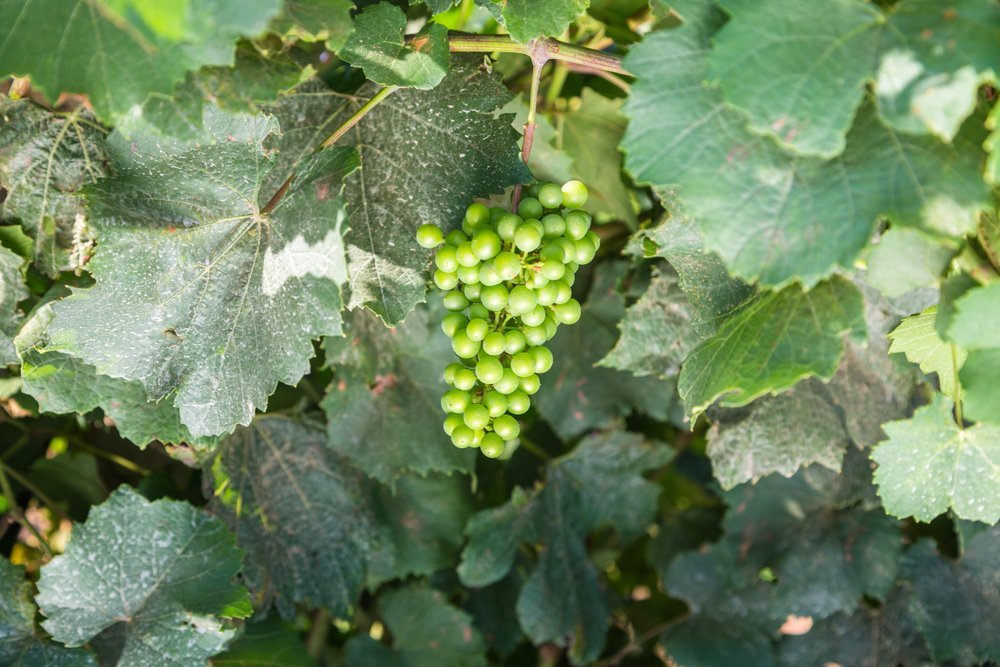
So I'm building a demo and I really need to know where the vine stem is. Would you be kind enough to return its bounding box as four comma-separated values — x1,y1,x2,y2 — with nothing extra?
0,461,52,557
592,613,690,667
446,33,631,76
951,342,964,428
512,44,546,209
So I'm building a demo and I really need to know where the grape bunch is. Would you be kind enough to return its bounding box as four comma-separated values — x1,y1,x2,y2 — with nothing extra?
416,180,599,458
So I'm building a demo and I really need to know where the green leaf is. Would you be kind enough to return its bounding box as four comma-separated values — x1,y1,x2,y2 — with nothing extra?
17,303,218,449
678,276,866,420
0,0,282,122
959,347,1000,425
901,527,1000,664
710,0,883,157
266,59,529,324
0,97,108,275
211,617,316,667
457,487,535,588
26,451,108,521
0,559,98,666
876,0,1000,140
48,110,358,437
36,487,249,665
464,572,526,657
622,3,990,287
323,303,475,484
560,89,636,225
866,227,955,298
986,102,1000,185
345,585,486,667
888,306,966,399
340,3,449,90
211,417,374,619
501,98,574,185
498,0,590,43
270,0,353,51
872,395,1000,523
534,261,678,440
0,244,26,365
947,281,1000,349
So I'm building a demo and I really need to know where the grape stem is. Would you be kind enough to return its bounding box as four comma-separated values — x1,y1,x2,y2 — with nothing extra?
512,40,547,209
445,33,631,76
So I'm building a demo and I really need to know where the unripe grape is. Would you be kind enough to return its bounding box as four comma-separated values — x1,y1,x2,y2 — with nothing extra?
445,229,468,247
479,262,503,286
472,229,502,260
493,368,520,394
514,220,543,252
468,303,490,321
561,180,589,209
483,391,508,417
480,284,509,312
523,324,548,346
489,206,507,223
540,259,565,281
521,305,546,327
464,403,490,430
443,291,469,311
466,318,489,341
497,214,521,242
441,389,470,413
454,368,477,390
456,242,479,267
435,245,459,272
517,197,543,220
493,414,520,440
452,424,475,447
443,362,462,384
584,230,600,252
494,252,521,281
506,390,531,415
530,346,554,374
416,224,444,248
463,283,482,301
574,237,597,265
451,330,480,358
564,210,591,240
434,270,458,291
442,313,468,337
553,280,572,304
519,373,541,395
483,331,506,356
507,285,537,315
480,432,506,458
543,316,558,340
536,282,559,306
541,213,565,238
554,298,582,324
476,356,504,384
465,202,491,227
537,183,563,209
443,412,465,435
504,330,527,355
510,352,535,377
528,271,549,290
457,265,480,285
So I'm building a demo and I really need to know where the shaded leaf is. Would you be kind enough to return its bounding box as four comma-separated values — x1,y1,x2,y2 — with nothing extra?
959,347,1000,425
0,243,26,365
866,227,955,298
947,281,1000,349
211,617,316,667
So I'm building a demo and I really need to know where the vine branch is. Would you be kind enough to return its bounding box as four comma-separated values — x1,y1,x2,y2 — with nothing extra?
446,33,631,76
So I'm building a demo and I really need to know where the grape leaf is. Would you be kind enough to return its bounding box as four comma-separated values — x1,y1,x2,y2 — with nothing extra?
496,0,590,43
464,571,526,657
0,559,98,667
48,109,358,438
0,0,282,122
323,303,475,484
210,417,375,620
270,0,353,51
709,0,883,157
872,395,1000,523
534,261,678,440
888,306,965,399
876,0,1000,140
599,268,697,377
987,102,1000,185
901,526,1000,664
35,487,250,666
17,303,217,449
345,585,486,667
866,227,955,298
212,617,317,667
947,281,1000,349
340,3,449,90
265,58,530,324
0,97,107,275
621,1,990,287
0,244,26,365
678,276,866,420
959,348,1000,425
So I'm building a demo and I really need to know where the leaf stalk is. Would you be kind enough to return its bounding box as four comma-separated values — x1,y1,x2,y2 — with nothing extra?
446,33,631,76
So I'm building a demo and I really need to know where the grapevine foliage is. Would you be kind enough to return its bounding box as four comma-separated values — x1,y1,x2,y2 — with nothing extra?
0,1,999,666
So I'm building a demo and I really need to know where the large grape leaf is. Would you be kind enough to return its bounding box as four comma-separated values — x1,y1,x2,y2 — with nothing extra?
459,431,670,665
0,559,98,667
872,395,1000,523
866,227,955,298
0,97,107,275
678,276,866,421
876,0,1000,140
17,303,217,449
35,487,250,666
0,244,26,365
493,0,590,43
0,0,282,122
345,585,486,667
534,261,678,440
888,306,965,399
48,109,358,438
323,302,475,485
621,0,990,287
901,526,1000,664
212,617,316,667
210,417,375,620
339,3,449,90
269,0,353,51
709,0,883,157
265,58,530,324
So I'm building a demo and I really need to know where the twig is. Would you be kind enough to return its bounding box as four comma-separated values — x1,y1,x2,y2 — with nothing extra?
0,461,52,557
563,62,631,92
306,609,331,659
512,44,547,209
592,613,690,667
0,461,70,523
446,33,631,76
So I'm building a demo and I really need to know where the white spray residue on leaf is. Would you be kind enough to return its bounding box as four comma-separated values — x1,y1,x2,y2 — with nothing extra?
262,230,347,296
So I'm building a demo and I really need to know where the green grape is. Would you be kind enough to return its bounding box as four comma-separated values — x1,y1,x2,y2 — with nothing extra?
443,362,462,384
489,206,507,223
441,313,468,337
463,283,482,300
443,291,469,311
574,237,597,264
483,331,506,356
553,298,582,325
494,251,521,281
472,229,502,260
537,183,563,209
585,230,601,250
514,220,543,252
497,213,521,242
451,330,480,358
561,180,589,209
540,259,565,281
510,352,535,377
443,412,464,435
434,270,458,291
564,209,591,240
466,318,489,341
480,432,506,458
536,282,559,306
483,391,508,418
466,202,491,227
493,368,520,394
528,271,549,290
507,285,537,315
464,403,490,430
480,284,509,311
530,346,554,373
416,223,444,248
445,229,468,247
475,356,504,384
454,368,477,391
543,316,559,340
479,261,503,287
468,303,491,321
506,390,531,415
523,324,548,346
521,305,546,327
541,213,565,238
517,197,543,219
435,245,459,272
451,424,475,448
519,373,541,395
456,242,479,267
503,330,527,354
553,280,572,304
457,265,480,285
493,414,520,440
441,389,470,413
